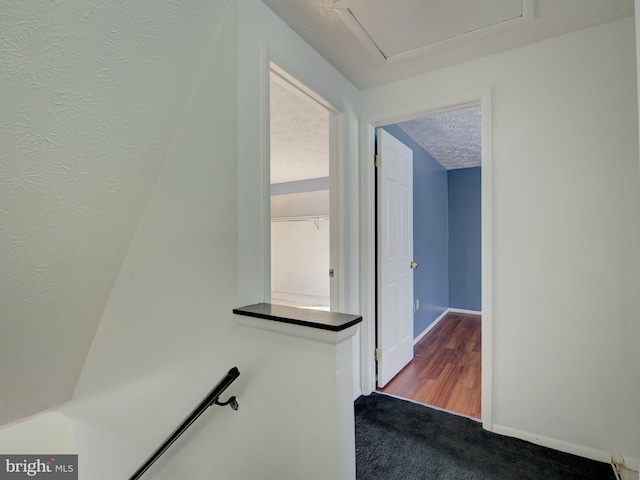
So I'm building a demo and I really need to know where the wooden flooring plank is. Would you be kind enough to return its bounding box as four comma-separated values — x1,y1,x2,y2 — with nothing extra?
377,312,481,419
425,362,464,408
446,384,473,414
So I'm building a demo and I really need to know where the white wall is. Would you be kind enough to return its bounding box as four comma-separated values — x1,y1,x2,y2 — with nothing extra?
0,412,74,454
634,2,640,475
59,2,240,477
272,220,331,299
271,191,331,301
0,0,232,428
1,2,363,475
0,1,358,479
236,0,363,402
271,190,330,218
237,0,361,314
360,17,640,465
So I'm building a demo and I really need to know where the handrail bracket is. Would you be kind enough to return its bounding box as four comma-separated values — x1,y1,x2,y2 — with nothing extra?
212,395,239,410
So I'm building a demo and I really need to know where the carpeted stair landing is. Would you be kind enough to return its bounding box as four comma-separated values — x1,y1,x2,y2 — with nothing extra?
355,393,616,480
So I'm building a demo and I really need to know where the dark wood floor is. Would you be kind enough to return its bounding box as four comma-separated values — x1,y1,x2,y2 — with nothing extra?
378,312,481,419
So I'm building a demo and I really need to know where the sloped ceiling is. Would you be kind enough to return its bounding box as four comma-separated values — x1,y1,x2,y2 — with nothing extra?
261,0,634,89
0,0,222,426
335,0,530,62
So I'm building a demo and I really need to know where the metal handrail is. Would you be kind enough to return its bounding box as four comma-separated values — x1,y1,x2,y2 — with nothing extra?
129,367,240,479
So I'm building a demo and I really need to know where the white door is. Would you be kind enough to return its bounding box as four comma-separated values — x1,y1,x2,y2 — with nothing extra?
376,128,414,388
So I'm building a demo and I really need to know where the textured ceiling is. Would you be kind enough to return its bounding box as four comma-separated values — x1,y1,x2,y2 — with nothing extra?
0,0,223,425
261,0,634,89
397,106,481,170
270,72,330,184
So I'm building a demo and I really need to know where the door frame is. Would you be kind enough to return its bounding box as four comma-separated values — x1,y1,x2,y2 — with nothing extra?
359,89,494,430
267,62,346,312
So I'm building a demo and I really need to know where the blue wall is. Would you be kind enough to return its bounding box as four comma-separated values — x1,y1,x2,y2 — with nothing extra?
382,126,449,338
448,167,481,311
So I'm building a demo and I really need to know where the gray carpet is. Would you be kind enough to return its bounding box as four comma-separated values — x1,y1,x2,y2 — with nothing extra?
355,393,616,480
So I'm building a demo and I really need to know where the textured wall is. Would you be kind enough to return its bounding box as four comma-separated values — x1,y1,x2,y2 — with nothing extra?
0,0,223,425
59,2,356,478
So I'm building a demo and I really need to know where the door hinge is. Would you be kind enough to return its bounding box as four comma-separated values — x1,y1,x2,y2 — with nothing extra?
374,155,380,168
329,268,335,278
374,348,381,361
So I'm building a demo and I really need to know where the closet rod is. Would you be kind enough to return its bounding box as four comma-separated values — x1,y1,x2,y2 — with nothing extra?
271,215,329,222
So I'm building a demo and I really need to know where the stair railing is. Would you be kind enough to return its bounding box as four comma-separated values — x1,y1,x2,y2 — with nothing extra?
129,367,240,479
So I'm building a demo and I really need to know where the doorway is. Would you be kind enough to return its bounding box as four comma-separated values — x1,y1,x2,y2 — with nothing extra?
379,310,482,418
268,64,339,311
360,91,493,429
375,107,483,418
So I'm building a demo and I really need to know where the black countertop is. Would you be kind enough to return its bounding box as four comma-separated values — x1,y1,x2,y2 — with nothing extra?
233,303,362,332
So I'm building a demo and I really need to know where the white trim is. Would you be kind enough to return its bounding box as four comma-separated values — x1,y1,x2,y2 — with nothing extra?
334,8,387,65
266,61,346,314
270,62,340,114
413,308,483,345
358,89,494,433
448,308,482,315
262,49,272,304
413,309,449,345
636,0,640,174
479,90,494,432
330,112,346,312
235,315,359,344
359,121,377,397
334,1,534,65
492,424,639,472
353,387,362,401
612,455,640,477
331,0,367,8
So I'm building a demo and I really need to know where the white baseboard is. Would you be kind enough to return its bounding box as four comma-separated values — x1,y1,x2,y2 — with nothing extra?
413,307,483,344
353,387,362,401
448,307,482,315
622,457,640,473
414,309,449,344
492,424,639,471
